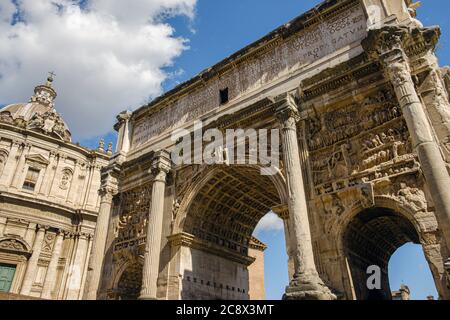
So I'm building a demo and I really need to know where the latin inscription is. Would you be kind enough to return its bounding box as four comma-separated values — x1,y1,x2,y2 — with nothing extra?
132,4,367,148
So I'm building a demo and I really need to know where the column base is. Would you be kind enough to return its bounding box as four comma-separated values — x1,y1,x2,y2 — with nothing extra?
283,273,337,301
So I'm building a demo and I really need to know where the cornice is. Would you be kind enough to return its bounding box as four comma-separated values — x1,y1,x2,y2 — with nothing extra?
300,54,382,102
0,191,100,219
0,124,110,161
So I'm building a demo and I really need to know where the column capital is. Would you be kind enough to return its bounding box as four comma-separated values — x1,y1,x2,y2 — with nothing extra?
99,164,120,198
150,150,171,182
362,25,440,61
275,94,300,129
36,224,50,231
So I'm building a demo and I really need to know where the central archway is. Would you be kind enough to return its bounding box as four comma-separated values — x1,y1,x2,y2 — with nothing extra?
171,165,287,300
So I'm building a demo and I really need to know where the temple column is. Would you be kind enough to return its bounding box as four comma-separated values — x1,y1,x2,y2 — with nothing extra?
139,150,171,300
66,233,90,300
83,167,118,300
42,230,65,299
276,96,336,300
20,226,46,296
363,26,450,281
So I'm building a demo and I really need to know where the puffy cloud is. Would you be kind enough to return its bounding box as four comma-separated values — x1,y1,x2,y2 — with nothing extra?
0,0,197,139
253,211,284,236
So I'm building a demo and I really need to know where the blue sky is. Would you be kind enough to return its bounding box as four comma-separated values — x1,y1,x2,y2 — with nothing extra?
1,0,448,300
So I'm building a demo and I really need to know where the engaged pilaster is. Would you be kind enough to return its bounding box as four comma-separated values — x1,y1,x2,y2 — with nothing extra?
139,150,171,300
83,165,119,300
275,95,335,300
42,230,65,299
20,225,47,296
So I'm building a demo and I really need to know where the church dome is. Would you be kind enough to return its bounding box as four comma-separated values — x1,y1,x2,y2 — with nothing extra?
0,74,72,142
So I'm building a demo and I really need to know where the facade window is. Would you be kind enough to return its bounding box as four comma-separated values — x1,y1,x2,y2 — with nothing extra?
22,167,40,191
219,88,229,105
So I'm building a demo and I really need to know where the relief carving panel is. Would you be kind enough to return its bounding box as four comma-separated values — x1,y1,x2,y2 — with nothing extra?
113,184,152,254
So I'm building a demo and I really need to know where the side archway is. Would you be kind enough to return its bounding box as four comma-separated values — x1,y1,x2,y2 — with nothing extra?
335,198,448,300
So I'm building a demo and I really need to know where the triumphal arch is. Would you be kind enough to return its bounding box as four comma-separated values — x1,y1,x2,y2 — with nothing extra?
84,0,450,300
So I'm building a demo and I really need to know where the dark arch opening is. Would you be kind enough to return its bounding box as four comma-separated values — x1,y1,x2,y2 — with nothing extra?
116,262,143,300
343,207,422,300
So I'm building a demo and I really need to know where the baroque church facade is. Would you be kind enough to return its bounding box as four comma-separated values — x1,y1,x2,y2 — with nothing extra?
0,76,109,299
1,0,450,301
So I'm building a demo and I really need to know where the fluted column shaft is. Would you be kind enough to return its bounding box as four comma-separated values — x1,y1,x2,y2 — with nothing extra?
276,97,335,300
382,49,450,250
42,231,64,299
83,186,116,300
277,102,318,277
20,226,46,296
139,150,171,300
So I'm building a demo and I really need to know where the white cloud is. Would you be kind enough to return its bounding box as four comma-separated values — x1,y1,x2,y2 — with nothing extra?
253,211,284,236
0,0,197,139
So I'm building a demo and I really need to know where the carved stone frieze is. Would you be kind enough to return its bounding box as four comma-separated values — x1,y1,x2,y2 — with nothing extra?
307,87,414,197
113,184,152,255
315,183,374,235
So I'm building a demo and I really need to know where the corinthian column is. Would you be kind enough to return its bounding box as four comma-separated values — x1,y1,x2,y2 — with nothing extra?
42,230,65,299
276,96,335,300
363,26,450,255
139,150,171,300
83,167,119,300
20,225,46,296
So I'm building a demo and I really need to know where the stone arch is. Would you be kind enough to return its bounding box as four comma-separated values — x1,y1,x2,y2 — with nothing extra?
170,164,287,300
173,164,288,235
333,197,447,300
112,259,143,300
0,237,32,256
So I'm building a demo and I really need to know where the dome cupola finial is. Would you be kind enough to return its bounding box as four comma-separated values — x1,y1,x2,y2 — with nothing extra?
30,72,57,107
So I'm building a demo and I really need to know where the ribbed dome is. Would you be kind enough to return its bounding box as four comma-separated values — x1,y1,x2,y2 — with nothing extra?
0,75,72,142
